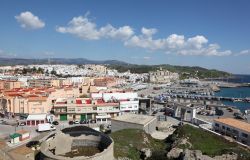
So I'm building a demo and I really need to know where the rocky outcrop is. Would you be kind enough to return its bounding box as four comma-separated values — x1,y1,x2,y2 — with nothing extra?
140,148,152,160
182,149,214,160
214,153,238,160
167,148,238,160
167,147,183,159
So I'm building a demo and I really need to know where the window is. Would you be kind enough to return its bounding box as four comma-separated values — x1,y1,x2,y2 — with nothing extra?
68,108,75,112
215,123,220,127
242,133,248,138
226,127,231,131
222,126,225,129
233,129,239,134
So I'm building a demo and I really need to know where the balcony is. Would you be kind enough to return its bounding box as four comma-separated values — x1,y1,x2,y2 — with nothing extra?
97,109,120,113
54,109,67,114
54,103,94,107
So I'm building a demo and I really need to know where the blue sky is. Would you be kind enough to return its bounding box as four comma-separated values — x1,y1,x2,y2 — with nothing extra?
0,0,250,74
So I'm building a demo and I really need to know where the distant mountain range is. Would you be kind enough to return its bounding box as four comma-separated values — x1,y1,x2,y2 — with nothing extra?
0,58,128,65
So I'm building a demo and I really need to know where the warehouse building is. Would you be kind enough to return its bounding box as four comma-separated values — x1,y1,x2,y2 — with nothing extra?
111,114,157,134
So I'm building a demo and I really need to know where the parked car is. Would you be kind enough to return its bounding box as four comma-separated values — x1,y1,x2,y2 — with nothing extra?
26,141,39,148
52,121,59,125
73,120,80,124
19,122,26,126
80,120,86,124
68,121,74,125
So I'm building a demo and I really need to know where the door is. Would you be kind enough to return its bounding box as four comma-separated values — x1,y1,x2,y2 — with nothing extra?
60,114,67,121
87,114,92,120
81,114,86,121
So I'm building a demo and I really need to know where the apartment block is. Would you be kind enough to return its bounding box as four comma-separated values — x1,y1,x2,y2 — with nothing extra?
149,68,179,83
0,87,82,116
0,80,21,90
53,92,139,122
53,98,120,123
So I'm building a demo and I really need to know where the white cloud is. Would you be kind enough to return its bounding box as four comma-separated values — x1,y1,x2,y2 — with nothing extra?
166,34,185,49
235,50,250,56
125,29,232,56
56,13,246,57
141,27,157,37
176,44,232,56
187,35,208,49
56,14,134,40
15,11,45,29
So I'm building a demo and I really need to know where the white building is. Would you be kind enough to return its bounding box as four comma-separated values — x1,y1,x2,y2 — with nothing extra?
149,68,179,83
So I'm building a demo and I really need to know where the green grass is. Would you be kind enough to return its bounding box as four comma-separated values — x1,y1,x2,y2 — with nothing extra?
110,126,250,160
110,129,166,160
174,125,250,159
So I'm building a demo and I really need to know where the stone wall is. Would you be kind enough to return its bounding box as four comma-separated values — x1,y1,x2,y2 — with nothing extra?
143,118,157,134
111,118,157,134
111,120,144,132
40,129,114,160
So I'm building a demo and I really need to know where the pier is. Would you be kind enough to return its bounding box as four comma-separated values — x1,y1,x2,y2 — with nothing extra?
157,93,250,103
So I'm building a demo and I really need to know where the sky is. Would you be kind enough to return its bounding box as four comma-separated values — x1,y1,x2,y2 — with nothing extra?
0,0,250,74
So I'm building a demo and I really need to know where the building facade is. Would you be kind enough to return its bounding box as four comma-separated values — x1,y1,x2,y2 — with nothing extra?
149,68,179,83
53,92,139,122
53,98,120,122
213,118,250,146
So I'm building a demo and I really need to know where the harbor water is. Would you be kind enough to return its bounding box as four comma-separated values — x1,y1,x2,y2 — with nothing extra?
215,87,250,112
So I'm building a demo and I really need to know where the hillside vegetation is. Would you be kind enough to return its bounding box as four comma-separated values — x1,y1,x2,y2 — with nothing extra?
108,64,230,79
111,129,167,160
167,125,250,159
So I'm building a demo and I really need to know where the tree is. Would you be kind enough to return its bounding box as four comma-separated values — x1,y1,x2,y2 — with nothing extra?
22,68,28,74
37,67,44,74
31,67,37,73
50,70,57,75
79,94,89,98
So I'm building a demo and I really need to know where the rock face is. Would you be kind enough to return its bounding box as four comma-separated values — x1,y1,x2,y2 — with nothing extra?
167,147,183,159
171,149,238,160
182,149,214,160
214,153,238,160
140,148,152,159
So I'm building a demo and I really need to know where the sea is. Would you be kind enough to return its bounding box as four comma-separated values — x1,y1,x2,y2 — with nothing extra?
214,75,250,112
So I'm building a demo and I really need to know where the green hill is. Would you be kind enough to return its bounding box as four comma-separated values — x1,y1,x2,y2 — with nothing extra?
108,64,231,79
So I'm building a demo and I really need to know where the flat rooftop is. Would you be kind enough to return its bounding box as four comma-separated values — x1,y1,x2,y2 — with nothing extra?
214,118,250,133
112,114,156,126
27,114,47,121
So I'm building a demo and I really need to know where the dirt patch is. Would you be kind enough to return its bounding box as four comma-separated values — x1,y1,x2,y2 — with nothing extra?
0,140,6,149
63,146,101,157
